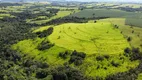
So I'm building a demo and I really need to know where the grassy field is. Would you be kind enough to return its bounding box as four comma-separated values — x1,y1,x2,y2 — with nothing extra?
12,38,68,65
70,9,135,18
32,25,52,33
48,22,129,54
46,6,78,10
126,18,142,28
71,9,142,18
70,9,142,27
138,73,142,80
0,13,15,19
12,22,139,78
97,18,142,51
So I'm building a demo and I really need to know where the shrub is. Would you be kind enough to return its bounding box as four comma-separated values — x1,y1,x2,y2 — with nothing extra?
124,47,131,54
127,37,132,42
132,30,134,33
37,41,54,50
36,27,53,38
111,61,120,67
59,51,69,59
36,69,48,79
69,50,86,66
51,66,89,80
96,56,104,61
104,55,110,60
130,48,142,61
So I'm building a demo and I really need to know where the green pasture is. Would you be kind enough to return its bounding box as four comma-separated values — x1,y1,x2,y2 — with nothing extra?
98,18,142,51
126,18,142,28
12,38,68,65
48,22,130,54
71,8,142,28
70,9,134,18
0,13,15,19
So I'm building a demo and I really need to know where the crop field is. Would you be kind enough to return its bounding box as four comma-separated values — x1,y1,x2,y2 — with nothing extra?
70,9,134,18
71,9,142,27
12,22,139,78
71,9,142,18
98,18,142,51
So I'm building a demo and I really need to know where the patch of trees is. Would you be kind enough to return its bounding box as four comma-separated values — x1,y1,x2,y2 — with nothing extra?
0,13,51,79
96,55,110,61
35,16,108,26
118,7,142,12
36,69,48,79
37,41,54,51
35,27,53,38
51,65,93,80
44,16,89,26
111,61,120,67
96,56,104,61
59,51,70,59
124,47,142,61
105,47,142,80
0,3,22,7
9,8,58,21
69,50,86,66
0,20,36,46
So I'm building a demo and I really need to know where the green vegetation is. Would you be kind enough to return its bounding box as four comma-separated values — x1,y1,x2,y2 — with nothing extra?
71,9,142,27
1,2,142,80
48,22,129,54
70,9,134,18
12,22,139,78
27,10,79,25
0,13,15,19
137,73,142,80
98,18,142,51
126,18,142,28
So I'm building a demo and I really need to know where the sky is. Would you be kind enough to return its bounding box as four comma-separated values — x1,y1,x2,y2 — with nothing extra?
1,0,142,3
67,0,142,3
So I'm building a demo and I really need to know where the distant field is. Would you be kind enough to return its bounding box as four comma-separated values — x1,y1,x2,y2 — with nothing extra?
27,10,78,24
70,9,134,18
0,13,15,19
71,9,142,27
126,18,142,28
46,6,78,10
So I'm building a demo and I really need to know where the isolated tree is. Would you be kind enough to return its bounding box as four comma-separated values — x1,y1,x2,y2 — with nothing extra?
127,37,132,42
36,69,48,79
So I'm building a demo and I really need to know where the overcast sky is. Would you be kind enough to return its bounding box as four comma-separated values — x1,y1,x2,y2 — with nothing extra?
1,0,142,3
67,0,142,3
